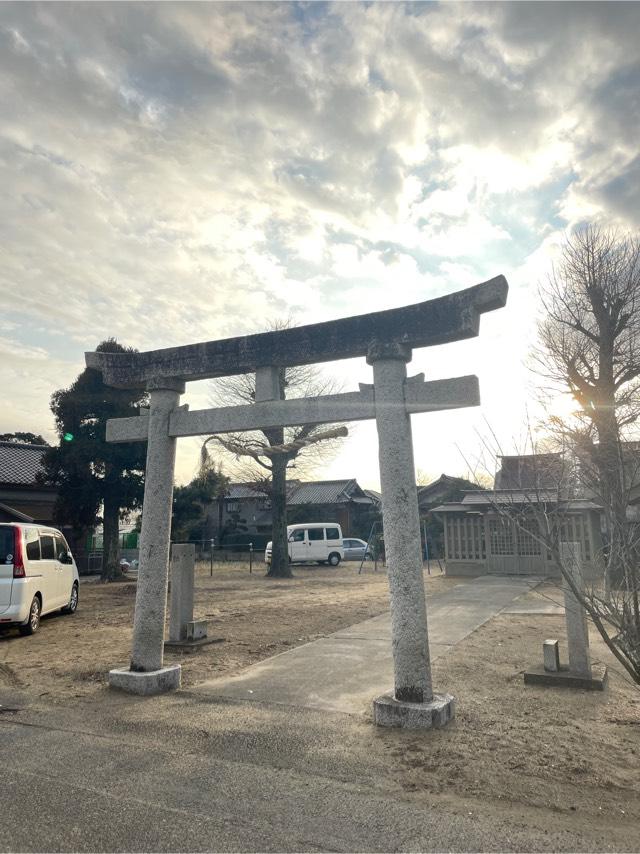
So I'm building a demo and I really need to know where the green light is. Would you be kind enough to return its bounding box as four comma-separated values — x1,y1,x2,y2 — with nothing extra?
63,433,74,442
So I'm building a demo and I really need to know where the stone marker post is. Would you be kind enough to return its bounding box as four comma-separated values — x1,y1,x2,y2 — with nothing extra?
367,343,454,728
561,542,592,677
109,379,184,695
169,543,195,643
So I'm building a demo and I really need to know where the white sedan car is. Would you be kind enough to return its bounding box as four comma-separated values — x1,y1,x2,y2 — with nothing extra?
342,538,373,561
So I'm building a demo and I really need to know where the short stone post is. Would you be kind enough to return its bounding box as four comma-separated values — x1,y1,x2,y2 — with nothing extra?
367,342,454,728
561,542,591,677
524,543,607,689
543,639,560,672
168,544,195,643
109,378,185,695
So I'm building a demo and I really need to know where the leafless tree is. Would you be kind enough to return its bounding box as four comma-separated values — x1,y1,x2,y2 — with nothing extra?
470,425,640,686
534,225,640,596
203,327,348,578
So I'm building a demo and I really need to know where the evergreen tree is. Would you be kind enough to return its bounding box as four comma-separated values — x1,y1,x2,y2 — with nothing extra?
40,339,148,581
171,462,229,543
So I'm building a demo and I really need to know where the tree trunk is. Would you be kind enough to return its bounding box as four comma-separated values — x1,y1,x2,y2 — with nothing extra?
267,450,293,578
101,497,123,582
592,388,627,591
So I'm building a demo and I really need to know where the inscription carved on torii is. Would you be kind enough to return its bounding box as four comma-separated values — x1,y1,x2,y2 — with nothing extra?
87,275,508,728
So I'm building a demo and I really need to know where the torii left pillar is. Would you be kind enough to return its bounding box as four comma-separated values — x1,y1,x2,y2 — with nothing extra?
109,377,185,695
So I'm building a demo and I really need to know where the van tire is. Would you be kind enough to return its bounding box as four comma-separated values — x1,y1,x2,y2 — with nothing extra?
328,553,341,567
19,596,41,636
62,583,79,615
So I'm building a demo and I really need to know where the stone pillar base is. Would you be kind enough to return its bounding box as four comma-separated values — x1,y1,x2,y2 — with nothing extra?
108,665,181,695
164,636,224,653
373,692,455,729
524,663,607,691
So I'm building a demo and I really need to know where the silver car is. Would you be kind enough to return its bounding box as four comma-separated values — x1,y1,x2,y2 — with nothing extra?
342,538,372,561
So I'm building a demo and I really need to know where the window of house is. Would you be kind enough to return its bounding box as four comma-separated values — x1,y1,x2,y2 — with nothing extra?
308,528,324,541
226,502,239,513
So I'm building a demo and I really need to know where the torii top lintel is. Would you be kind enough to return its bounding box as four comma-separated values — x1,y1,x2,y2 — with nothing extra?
86,275,507,389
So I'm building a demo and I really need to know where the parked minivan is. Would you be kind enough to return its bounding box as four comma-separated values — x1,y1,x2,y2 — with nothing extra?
0,523,79,635
265,523,344,566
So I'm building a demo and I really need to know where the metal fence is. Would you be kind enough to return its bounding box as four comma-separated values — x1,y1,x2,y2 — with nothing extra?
171,539,260,574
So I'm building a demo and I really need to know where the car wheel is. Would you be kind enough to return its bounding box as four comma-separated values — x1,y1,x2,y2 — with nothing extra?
62,582,79,615
328,552,341,567
19,596,41,636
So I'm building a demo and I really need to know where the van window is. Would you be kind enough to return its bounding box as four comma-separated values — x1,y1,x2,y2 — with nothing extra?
25,529,41,560
290,530,306,543
308,528,324,541
0,527,13,563
40,535,55,560
54,534,68,561
326,527,340,540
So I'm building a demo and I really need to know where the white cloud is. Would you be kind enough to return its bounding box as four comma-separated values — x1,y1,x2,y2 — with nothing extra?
0,1,638,483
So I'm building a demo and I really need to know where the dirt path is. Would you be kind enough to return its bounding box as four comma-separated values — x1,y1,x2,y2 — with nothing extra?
0,561,457,700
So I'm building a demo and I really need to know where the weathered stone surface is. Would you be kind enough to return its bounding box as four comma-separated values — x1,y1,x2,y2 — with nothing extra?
370,351,433,704
164,635,224,652
543,639,560,672
130,387,181,674
373,692,455,729
561,542,592,677
108,665,181,695
106,375,481,443
96,277,508,713
86,276,508,388
524,663,607,691
168,544,195,643
186,619,208,641
255,365,282,402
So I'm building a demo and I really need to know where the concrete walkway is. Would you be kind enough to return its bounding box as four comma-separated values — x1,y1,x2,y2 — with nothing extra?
196,574,541,714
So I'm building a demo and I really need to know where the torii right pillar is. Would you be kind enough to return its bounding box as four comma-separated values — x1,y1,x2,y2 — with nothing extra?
368,342,455,729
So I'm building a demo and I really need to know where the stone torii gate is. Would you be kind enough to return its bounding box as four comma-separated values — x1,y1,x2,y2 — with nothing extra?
86,275,508,728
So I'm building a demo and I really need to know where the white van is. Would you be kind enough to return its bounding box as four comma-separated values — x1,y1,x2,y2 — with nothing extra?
265,523,344,566
0,523,79,635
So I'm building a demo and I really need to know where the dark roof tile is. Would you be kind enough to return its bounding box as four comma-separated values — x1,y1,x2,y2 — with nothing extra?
0,442,48,486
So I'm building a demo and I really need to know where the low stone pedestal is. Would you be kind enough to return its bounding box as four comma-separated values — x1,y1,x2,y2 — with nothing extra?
108,665,181,695
524,663,607,691
164,635,225,653
373,692,455,729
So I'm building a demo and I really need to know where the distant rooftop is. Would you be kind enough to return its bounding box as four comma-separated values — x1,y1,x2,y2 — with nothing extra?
494,453,564,490
432,489,601,513
225,478,373,506
0,441,50,487
288,479,371,505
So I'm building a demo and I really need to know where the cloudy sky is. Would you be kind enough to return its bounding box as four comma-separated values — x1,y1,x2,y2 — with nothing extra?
1,1,638,488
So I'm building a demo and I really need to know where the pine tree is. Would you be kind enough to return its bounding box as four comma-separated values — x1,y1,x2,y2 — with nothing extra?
41,339,148,581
